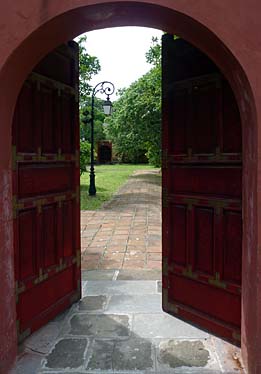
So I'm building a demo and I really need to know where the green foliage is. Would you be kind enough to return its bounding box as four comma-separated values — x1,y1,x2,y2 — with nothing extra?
106,37,162,166
80,140,91,175
80,97,107,151
77,35,101,108
145,36,161,67
77,35,106,153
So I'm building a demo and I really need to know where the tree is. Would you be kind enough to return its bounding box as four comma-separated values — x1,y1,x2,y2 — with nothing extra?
106,37,162,166
76,35,106,169
80,96,107,145
77,35,101,108
80,140,91,175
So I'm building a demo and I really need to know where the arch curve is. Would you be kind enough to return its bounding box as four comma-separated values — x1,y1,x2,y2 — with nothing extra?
0,2,259,373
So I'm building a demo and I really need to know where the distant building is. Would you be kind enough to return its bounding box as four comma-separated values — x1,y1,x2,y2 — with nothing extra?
97,141,112,163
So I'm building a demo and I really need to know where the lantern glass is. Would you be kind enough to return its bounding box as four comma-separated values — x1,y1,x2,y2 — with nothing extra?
103,99,113,115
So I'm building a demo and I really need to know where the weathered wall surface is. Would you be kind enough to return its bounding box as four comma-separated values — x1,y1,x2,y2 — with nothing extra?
0,1,260,372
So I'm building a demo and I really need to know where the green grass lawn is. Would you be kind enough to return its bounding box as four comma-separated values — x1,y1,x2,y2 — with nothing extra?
81,164,155,210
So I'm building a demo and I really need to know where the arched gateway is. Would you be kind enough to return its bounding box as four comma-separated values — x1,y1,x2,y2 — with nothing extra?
0,2,260,373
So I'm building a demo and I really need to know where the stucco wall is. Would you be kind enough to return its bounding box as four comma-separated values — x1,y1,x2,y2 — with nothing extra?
0,1,260,372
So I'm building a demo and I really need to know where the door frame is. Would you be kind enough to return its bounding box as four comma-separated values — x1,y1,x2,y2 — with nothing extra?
0,2,259,373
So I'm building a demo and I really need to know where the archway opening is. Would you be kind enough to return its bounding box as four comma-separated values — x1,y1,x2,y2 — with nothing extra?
0,2,257,373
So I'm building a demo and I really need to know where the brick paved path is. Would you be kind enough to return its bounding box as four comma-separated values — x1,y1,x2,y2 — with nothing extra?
81,169,162,270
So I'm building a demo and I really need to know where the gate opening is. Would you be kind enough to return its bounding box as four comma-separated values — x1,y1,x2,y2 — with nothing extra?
0,4,255,372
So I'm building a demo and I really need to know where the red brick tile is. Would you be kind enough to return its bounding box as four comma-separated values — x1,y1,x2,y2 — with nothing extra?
147,245,161,253
147,253,162,261
99,259,123,270
103,252,125,261
146,260,162,270
122,260,146,269
82,246,105,255
126,245,146,252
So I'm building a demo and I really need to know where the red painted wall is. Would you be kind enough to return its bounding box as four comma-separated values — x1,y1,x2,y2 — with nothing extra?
0,1,260,373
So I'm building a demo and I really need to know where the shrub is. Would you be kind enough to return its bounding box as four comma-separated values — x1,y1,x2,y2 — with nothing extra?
80,140,91,175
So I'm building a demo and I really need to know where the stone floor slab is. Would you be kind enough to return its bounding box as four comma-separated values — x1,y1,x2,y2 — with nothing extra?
44,338,88,370
117,269,161,281
211,336,244,373
78,295,108,313
83,280,157,296
106,294,162,314
133,313,209,339
86,340,114,371
156,339,222,373
11,352,43,374
113,339,155,372
157,340,210,370
22,321,61,354
69,314,131,338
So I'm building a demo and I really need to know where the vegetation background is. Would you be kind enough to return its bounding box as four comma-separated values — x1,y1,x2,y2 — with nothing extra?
78,34,162,173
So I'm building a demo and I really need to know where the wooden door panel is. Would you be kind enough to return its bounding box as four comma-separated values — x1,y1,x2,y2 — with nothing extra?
168,274,241,326
18,209,38,281
62,199,75,258
169,89,188,155
13,42,80,341
42,204,58,268
41,85,57,154
194,207,214,275
222,81,242,154
170,205,187,266
170,166,241,198
223,210,242,284
190,83,218,155
18,266,76,333
18,163,74,198
162,35,242,344
14,82,36,154
61,94,76,154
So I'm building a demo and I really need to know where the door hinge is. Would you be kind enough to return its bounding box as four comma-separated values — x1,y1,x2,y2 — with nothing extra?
184,198,199,210
32,147,47,161
13,196,24,219
12,145,23,170
34,268,48,285
35,198,47,214
187,147,193,159
208,272,226,289
163,289,179,314
15,281,26,303
56,258,67,273
182,265,198,280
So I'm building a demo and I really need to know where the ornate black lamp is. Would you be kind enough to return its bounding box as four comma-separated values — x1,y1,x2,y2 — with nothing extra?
83,81,115,196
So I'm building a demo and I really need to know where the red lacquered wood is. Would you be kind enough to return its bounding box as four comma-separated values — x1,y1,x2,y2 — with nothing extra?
162,35,242,342
12,42,81,341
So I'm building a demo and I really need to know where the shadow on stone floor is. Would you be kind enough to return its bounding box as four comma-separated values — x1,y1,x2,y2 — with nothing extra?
13,275,243,374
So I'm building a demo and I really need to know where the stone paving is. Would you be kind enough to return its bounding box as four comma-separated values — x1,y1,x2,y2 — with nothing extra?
12,170,244,373
13,271,243,373
81,170,162,271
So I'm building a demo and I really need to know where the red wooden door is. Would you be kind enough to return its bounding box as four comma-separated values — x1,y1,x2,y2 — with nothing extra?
162,35,242,344
12,42,81,341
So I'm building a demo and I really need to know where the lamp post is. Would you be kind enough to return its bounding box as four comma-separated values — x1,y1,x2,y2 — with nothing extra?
87,81,115,196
